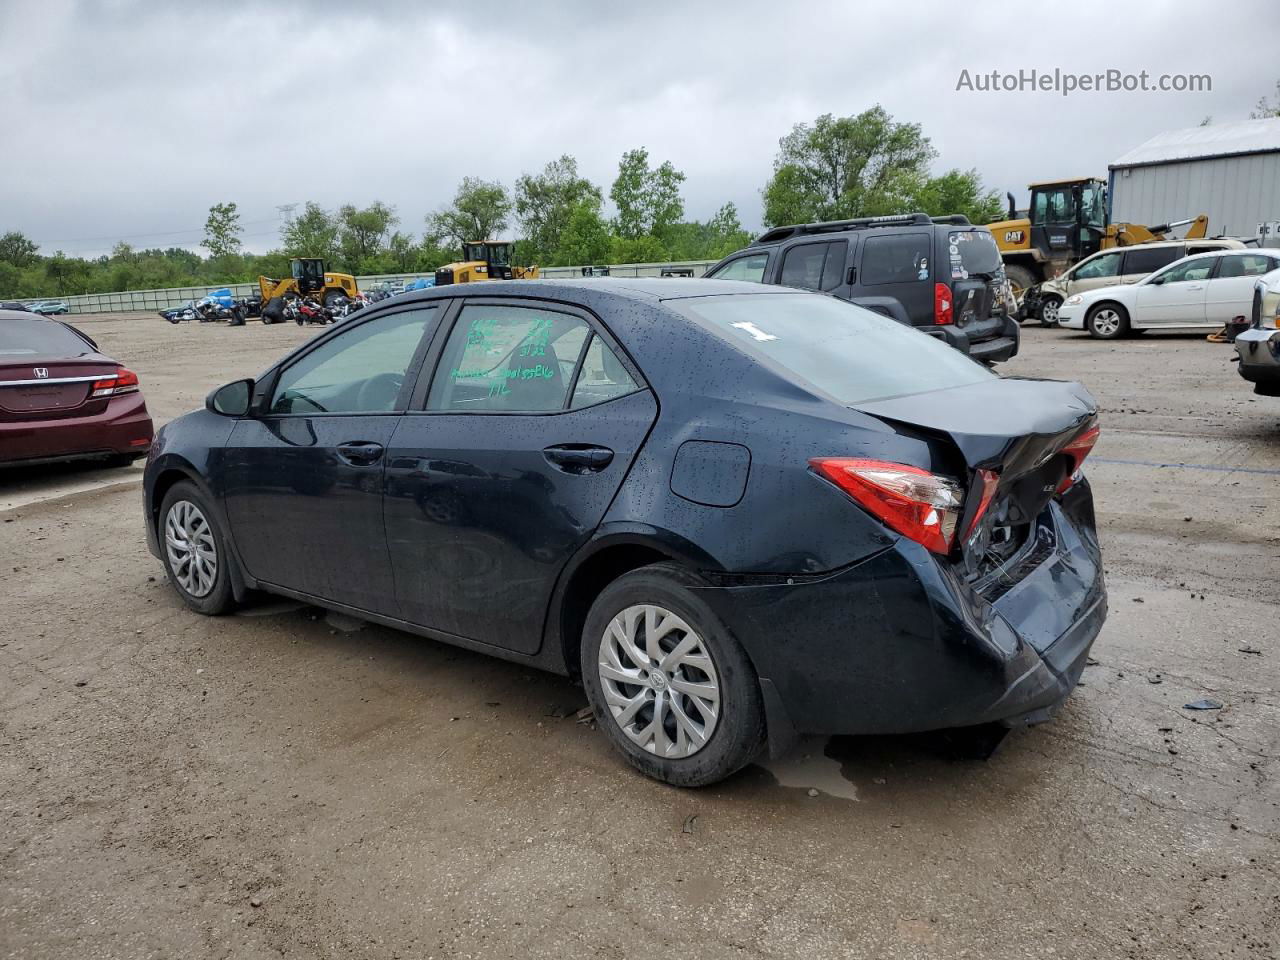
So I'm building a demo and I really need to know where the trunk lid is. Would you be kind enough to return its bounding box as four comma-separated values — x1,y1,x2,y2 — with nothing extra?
854,377,1098,576
0,356,118,420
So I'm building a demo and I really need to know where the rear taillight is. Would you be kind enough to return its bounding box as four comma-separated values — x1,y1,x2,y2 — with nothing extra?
965,468,1000,539
934,283,953,325
810,458,964,555
90,367,139,398
1056,424,1100,494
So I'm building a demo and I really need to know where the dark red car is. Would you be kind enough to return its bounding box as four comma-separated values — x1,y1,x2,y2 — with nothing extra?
0,310,153,468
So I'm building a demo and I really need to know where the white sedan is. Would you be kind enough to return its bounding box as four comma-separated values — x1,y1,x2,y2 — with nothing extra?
1057,250,1280,339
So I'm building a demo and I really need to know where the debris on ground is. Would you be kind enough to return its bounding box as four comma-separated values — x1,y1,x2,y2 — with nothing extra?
807,788,819,798
575,706,595,725
1184,698,1224,711
682,814,698,834
1239,646,1263,656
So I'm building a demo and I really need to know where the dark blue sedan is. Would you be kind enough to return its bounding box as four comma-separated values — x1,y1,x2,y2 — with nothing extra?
143,279,1106,786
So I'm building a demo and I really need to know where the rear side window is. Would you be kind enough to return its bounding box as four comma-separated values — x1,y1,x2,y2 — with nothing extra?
674,293,993,405
708,253,769,283
1217,254,1280,278
780,242,845,292
570,335,640,408
1122,246,1183,275
860,234,931,286
0,319,95,357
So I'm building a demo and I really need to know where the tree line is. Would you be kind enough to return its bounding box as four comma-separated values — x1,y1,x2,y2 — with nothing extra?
1,105,1001,299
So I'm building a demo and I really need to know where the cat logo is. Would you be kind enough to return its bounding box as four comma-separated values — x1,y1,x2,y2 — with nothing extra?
1004,230,1025,244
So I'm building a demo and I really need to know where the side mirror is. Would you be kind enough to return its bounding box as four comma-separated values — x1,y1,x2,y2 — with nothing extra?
1149,275,1166,286
206,378,254,417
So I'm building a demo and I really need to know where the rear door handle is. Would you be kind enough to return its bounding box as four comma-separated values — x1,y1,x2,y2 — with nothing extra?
543,444,614,474
336,441,385,466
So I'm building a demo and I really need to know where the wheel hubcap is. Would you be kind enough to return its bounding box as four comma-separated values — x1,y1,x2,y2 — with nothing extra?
597,604,720,759
1094,309,1120,335
1042,300,1059,324
164,500,217,598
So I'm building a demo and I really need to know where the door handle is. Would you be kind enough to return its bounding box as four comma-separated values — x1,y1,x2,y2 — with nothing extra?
1187,284,1205,291
543,444,614,474
336,441,385,466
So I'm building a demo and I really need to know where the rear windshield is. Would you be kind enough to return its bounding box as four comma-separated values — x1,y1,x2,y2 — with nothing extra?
0,320,94,357
673,293,994,404
947,230,1002,279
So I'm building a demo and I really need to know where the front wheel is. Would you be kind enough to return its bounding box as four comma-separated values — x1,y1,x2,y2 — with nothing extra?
580,564,765,787
1038,295,1062,327
1086,302,1129,339
159,482,236,615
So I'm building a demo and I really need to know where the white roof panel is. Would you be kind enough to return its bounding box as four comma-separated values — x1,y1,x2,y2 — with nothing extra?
1111,117,1280,168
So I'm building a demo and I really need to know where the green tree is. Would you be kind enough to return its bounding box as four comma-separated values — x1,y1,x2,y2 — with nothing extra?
515,156,603,263
610,148,686,239
0,231,39,268
761,108,936,227
338,201,398,266
610,234,668,265
384,231,419,272
1252,78,1280,119
556,199,612,266
202,202,243,259
282,202,340,262
910,169,1003,224
428,177,511,248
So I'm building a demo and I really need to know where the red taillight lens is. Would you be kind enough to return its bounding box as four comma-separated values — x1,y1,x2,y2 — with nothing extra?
1056,424,1100,494
934,283,953,325
90,367,140,398
810,458,964,555
965,468,1000,539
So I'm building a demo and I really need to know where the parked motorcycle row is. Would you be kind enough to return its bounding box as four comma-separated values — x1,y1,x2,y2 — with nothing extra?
159,288,370,327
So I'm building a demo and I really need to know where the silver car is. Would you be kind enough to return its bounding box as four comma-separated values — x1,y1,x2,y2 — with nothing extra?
1235,277,1280,396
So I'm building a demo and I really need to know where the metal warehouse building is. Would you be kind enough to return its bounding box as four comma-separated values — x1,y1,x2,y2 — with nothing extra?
1109,117,1280,245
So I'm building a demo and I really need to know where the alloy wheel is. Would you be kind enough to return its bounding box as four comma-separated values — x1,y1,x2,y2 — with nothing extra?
597,604,721,759
1092,308,1121,336
1041,299,1060,326
164,500,218,598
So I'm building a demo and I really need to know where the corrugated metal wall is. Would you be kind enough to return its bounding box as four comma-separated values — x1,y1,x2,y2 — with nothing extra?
1110,152,1280,241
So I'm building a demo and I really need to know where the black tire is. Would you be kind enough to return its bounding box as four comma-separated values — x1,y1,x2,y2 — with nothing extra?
1037,294,1063,327
261,296,285,324
102,453,139,468
1004,264,1036,305
323,290,345,308
580,563,765,787
158,481,237,616
1086,301,1130,339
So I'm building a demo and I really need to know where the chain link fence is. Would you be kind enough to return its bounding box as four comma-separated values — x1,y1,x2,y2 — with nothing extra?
37,262,719,315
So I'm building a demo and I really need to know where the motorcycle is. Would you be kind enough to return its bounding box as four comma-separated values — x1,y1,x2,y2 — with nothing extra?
293,296,331,325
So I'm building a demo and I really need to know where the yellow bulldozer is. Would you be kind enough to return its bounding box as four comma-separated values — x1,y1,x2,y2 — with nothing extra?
433,241,540,286
258,258,360,313
987,176,1209,300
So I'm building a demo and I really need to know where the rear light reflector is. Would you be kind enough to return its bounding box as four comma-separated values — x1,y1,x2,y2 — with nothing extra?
934,283,953,325
965,468,1000,539
810,458,963,555
90,367,139,398
1056,424,1101,494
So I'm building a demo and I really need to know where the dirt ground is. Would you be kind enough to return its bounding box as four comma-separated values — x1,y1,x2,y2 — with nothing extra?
2,312,1278,960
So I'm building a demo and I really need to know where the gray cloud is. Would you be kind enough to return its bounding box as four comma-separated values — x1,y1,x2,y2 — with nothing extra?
3,0,1277,256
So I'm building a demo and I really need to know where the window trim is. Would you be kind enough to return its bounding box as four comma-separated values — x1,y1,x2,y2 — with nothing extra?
405,295,649,417
255,301,447,419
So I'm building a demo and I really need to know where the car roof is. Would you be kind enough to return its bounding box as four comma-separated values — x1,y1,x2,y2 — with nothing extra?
394,276,793,305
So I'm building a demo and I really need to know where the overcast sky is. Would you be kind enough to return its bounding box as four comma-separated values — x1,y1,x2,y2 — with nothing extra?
3,0,1278,257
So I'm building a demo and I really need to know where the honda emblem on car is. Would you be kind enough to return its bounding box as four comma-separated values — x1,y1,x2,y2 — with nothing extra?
33,367,49,379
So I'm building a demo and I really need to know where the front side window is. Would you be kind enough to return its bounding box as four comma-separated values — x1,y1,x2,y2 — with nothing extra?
1080,183,1106,227
708,253,769,283
269,307,436,415
427,304,590,413
1153,258,1216,284
1074,251,1123,280
780,242,838,291
860,233,931,286
1032,187,1073,224
1122,246,1182,276
675,293,993,405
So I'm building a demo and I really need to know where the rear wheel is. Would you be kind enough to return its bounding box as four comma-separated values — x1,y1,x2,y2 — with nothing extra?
1038,295,1062,327
159,482,236,615
1086,302,1129,339
580,564,765,787
323,290,346,308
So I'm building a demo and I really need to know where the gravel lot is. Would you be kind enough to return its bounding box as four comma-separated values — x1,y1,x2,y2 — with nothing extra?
2,312,1278,959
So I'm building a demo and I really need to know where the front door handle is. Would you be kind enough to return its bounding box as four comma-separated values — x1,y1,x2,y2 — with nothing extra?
1187,284,1205,291
336,441,385,466
543,444,614,474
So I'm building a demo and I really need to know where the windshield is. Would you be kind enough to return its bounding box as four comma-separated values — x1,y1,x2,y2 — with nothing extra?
673,293,994,405
0,319,94,357
948,230,1002,277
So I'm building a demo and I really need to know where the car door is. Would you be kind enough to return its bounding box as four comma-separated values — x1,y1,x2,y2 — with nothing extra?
1204,253,1280,324
777,241,847,294
1066,250,1123,296
382,299,657,654
1132,256,1216,326
221,304,442,612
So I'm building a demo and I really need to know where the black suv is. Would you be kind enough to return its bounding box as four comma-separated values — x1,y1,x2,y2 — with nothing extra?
704,214,1019,362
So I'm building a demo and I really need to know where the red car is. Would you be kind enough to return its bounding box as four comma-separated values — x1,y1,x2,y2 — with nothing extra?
0,310,153,467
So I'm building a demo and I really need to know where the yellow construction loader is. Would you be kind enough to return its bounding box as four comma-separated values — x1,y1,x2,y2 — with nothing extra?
258,258,359,312
433,241,540,286
988,176,1209,299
